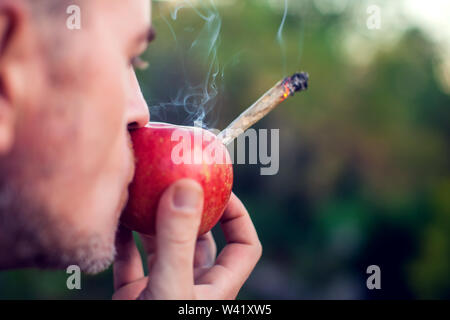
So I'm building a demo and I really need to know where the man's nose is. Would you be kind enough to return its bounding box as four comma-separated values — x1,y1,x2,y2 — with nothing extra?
127,71,150,130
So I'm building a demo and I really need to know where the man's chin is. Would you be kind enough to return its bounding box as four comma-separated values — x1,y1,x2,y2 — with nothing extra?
4,232,117,275
25,232,117,275
74,236,117,274
78,255,115,275
0,170,121,274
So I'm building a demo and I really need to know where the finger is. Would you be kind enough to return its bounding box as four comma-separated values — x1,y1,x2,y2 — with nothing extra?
193,232,217,280
140,179,204,299
112,278,148,300
194,231,217,269
194,232,217,279
138,234,156,272
113,224,145,290
196,193,262,299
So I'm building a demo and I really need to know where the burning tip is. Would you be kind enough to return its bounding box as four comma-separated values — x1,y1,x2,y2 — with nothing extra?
283,72,309,96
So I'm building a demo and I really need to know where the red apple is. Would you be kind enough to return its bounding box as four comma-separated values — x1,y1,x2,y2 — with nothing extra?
121,122,233,236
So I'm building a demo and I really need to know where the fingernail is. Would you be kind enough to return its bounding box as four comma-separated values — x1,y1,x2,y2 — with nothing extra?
173,185,202,210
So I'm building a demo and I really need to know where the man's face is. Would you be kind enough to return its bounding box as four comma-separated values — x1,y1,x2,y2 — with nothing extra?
0,0,152,273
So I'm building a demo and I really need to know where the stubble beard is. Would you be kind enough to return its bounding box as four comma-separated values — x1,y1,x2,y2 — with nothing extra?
0,174,120,275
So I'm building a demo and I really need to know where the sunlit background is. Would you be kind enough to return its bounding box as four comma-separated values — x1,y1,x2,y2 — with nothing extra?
1,0,449,299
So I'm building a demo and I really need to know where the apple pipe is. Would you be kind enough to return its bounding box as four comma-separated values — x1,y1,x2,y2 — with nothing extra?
121,73,308,236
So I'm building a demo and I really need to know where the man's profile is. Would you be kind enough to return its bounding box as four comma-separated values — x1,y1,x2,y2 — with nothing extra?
0,0,261,299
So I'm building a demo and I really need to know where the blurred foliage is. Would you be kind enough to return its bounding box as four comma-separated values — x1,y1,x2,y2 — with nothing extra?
1,0,449,299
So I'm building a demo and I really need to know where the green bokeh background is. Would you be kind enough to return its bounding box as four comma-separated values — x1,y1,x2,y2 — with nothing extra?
1,0,449,299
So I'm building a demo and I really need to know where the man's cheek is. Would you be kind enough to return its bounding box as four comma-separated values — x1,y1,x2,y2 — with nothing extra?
94,75,128,131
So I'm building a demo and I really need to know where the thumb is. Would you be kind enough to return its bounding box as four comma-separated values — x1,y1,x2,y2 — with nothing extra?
142,178,204,299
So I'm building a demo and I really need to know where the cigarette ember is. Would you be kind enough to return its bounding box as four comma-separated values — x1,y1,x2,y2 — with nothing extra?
218,72,309,145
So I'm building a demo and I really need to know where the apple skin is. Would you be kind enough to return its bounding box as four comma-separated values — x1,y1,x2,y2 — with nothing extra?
121,122,233,236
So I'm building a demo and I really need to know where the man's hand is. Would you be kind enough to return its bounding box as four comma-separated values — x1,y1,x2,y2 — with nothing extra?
112,179,262,300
